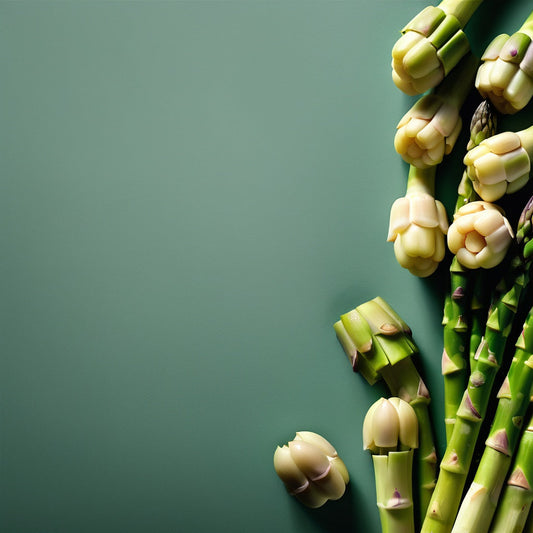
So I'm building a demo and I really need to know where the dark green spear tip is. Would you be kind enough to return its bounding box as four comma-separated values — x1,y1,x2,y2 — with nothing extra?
467,99,498,149
517,196,533,260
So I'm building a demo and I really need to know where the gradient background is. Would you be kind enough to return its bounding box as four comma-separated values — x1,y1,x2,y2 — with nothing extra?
2,1,533,532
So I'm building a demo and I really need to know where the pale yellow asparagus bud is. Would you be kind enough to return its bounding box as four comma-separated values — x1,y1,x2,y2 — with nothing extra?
363,397,419,454
395,94,463,168
387,191,449,278
273,431,349,508
475,14,533,114
447,201,514,269
464,128,533,202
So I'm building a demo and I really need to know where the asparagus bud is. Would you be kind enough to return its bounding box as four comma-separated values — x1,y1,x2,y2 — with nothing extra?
464,127,533,202
273,431,349,508
391,0,482,95
388,166,449,277
447,201,514,269
364,397,419,533
476,10,533,114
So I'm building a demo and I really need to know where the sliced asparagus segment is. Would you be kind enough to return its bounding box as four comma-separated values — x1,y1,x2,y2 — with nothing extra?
335,297,438,523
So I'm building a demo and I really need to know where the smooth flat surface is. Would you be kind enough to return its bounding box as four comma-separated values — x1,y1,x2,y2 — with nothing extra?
2,1,533,532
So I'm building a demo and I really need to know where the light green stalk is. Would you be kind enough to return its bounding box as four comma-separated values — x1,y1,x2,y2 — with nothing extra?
334,297,437,524
442,100,497,442
374,451,416,533
490,411,533,533
451,308,533,533
421,196,533,533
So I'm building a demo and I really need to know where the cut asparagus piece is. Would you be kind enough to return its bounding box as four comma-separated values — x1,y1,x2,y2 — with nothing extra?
364,397,419,533
392,0,483,95
476,10,533,114
335,297,438,523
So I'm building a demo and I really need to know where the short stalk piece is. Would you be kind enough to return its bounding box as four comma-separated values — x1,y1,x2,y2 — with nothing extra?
334,297,438,523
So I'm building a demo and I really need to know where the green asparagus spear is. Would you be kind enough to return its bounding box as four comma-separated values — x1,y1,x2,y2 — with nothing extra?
421,195,533,533
334,297,438,523
451,307,533,533
442,100,498,442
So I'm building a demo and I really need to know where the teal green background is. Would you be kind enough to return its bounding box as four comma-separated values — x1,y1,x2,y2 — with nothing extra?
2,1,533,532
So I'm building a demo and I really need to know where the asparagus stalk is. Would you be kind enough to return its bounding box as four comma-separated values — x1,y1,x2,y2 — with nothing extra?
392,0,483,95
364,397,419,533
421,196,533,533
442,100,497,442
451,308,533,533
476,10,533,114
489,411,533,533
387,166,449,278
394,53,478,169
334,297,438,522
464,125,533,202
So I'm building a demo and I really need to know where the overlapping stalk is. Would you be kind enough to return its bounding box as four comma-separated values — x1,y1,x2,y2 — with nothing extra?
392,0,483,95
490,411,533,533
476,10,533,114
334,297,438,522
421,196,533,533
451,307,533,533
441,100,497,442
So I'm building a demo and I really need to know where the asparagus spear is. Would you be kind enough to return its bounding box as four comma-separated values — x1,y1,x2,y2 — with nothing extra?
392,0,483,95
421,196,533,533
394,53,478,169
451,307,533,533
476,10,533,114
442,100,498,442
489,410,533,533
363,397,419,533
334,297,438,522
